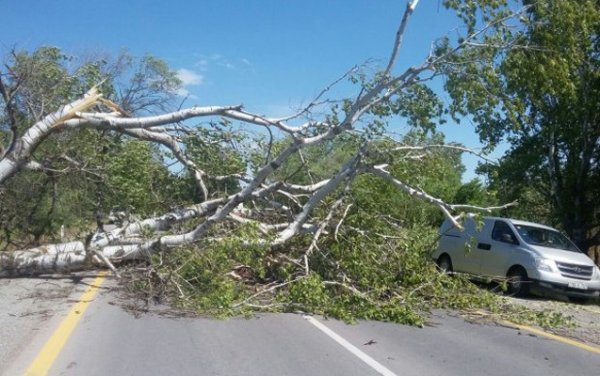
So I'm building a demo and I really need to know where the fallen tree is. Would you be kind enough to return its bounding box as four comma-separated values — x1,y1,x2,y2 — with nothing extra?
4,1,579,327
0,0,524,277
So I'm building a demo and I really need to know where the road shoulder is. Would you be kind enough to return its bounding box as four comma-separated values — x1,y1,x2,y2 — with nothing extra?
0,273,111,376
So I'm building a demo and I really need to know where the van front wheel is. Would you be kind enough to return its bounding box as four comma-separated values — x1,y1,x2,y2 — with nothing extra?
506,267,529,297
436,255,453,274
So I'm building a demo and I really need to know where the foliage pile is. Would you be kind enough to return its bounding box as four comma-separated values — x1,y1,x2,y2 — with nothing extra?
129,221,570,328
123,143,568,327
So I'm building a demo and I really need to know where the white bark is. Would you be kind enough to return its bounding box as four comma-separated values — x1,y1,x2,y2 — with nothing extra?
0,88,102,183
0,242,87,277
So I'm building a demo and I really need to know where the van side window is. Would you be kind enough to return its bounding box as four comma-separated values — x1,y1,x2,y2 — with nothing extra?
491,221,519,244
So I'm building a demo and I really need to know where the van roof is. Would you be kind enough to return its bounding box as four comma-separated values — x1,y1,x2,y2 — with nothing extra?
442,216,559,232
482,216,557,231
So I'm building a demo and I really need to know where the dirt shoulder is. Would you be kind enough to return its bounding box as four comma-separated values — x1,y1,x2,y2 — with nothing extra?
504,295,600,346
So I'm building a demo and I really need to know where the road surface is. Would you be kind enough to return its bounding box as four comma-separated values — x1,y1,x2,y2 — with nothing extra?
4,275,600,376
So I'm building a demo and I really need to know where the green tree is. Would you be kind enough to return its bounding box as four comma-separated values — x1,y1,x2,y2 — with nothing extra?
268,133,361,186
106,140,170,215
353,131,465,228
453,179,497,208
183,124,246,198
0,47,186,246
444,0,600,251
270,130,465,228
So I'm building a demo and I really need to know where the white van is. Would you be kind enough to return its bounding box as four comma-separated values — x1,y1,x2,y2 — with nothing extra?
433,216,600,301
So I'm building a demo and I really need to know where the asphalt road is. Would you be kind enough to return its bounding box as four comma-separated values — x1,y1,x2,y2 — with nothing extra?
0,274,94,374
5,278,600,376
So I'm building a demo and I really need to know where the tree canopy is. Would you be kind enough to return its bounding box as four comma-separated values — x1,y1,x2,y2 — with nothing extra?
445,0,600,252
0,48,197,246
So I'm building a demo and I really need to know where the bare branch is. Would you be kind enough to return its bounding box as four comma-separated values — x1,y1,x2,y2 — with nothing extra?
390,144,498,165
368,164,461,229
450,202,518,212
383,0,420,76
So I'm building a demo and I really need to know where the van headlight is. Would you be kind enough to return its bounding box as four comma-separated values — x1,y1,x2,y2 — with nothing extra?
535,258,557,273
594,266,600,280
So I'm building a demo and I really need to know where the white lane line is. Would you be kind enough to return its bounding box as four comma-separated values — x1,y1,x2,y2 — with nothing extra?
303,315,398,376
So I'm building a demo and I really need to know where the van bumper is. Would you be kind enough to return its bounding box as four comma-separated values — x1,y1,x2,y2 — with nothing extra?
530,278,600,299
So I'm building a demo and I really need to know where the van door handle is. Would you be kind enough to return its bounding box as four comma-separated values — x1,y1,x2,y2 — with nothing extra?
478,243,491,250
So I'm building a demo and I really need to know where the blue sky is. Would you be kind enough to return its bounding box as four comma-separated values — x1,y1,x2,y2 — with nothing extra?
1,0,505,181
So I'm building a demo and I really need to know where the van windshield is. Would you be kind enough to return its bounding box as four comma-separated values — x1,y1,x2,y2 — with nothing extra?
514,225,581,253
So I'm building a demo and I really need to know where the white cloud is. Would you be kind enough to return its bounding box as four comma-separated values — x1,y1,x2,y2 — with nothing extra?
211,54,235,70
195,59,209,70
176,68,203,86
175,87,198,99
175,68,202,99
221,61,235,70
194,54,240,71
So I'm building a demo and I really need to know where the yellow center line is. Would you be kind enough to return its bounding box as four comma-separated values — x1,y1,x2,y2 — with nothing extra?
500,320,600,355
24,271,107,376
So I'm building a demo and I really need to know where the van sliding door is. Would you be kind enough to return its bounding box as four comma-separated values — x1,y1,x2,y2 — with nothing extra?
479,220,519,278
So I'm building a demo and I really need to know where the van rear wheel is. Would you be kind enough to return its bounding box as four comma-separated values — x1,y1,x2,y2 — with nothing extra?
506,267,529,297
436,255,453,273
567,296,589,304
